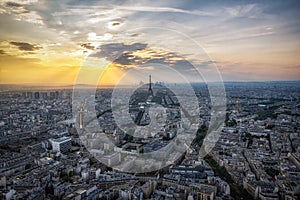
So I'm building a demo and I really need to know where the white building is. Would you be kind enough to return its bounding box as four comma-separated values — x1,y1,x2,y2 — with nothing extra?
49,137,71,153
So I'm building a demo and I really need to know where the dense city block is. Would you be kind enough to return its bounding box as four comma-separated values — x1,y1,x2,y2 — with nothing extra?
0,81,299,199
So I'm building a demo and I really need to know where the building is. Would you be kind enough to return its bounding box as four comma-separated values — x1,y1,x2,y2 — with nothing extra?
49,137,71,153
102,152,121,166
148,74,154,97
34,92,40,99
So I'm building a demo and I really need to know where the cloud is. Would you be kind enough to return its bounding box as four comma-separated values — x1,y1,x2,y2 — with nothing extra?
112,22,120,26
0,1,43,24
90,42,200,74
200,25,275,46
107,20,124,29
87,32,113,41
225,3,265,19
80,43,95,50
91,42,148,60
115,5,215,17
10,41,41,51
5,1,22,8
202,60,217,65
0,49,6,54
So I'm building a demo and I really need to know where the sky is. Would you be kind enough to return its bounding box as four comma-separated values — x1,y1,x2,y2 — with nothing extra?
0,0,299,85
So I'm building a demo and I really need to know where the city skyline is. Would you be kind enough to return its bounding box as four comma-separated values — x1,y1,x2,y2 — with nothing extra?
1,81,299,199
0,0,300,86
0,1,299,198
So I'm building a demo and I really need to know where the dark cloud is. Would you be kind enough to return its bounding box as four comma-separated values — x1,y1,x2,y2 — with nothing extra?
4,1,32,15
91,43,148,61
113,52,135,65
112,22,120,26
10,41,41,51
130,33,140,37
5,1,22,8
80,43,95,50
90,42,198,73
144,58,168,65
0,50,6,55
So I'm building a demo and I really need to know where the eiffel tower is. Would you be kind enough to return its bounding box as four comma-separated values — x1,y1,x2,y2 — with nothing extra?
148,74,154,97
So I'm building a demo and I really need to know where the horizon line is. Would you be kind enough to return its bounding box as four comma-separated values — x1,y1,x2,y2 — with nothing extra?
0,80,299,91
0,79,300,87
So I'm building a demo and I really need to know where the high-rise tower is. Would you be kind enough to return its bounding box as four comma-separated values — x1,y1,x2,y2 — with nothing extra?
79,103,84,129
148,75,154,97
